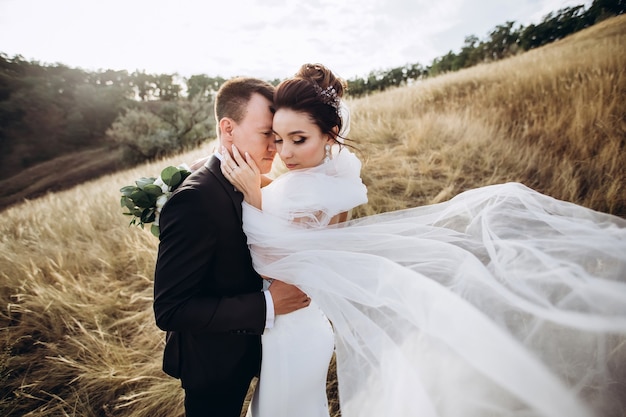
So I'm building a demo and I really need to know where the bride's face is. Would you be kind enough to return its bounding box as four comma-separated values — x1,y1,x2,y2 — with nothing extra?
273,108,331,170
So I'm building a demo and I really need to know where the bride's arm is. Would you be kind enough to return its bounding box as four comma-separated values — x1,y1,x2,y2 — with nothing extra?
329,211,349,225
291,210,349,228
221,145,263,209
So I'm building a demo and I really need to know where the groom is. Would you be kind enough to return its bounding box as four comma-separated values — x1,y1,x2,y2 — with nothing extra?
153,77,310,417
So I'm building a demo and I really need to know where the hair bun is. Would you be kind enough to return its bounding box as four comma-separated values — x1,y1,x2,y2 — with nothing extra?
296,63,346,98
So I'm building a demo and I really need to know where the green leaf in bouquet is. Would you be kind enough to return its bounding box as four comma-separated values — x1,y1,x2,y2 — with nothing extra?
132,207,144,217
121,195,136,210
130,189,156,208
161,166,191,189
143,184,164,197
151,224,160,237
179,169,191,183
140,207,156,224
135,177,157,189
160,166,180,187
120,185,137,197
171,171,183,187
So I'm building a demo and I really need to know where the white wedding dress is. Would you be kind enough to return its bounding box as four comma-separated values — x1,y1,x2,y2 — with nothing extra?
244,148,626,417
246,295,334,417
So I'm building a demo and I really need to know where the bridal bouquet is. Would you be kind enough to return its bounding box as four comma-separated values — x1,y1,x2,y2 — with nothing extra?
120,164,191,237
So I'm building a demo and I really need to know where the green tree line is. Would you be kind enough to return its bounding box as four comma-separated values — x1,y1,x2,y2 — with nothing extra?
346,0,625,95
0,0,622,180
0,59,226,179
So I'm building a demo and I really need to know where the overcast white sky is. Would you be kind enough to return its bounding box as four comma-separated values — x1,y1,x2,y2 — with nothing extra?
0,0,592,80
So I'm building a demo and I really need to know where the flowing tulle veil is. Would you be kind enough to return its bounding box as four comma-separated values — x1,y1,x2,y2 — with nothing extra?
243,148,626,417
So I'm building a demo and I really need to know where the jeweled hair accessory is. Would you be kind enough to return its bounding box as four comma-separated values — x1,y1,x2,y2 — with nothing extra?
313,84,341,110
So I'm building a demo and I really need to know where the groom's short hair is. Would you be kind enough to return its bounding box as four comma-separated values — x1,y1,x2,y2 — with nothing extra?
215,77,275,130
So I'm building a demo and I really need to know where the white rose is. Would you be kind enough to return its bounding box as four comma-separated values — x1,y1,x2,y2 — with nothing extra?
156,194,169,210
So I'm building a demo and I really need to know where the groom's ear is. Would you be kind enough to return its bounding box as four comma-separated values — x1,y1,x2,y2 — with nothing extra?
219,118,235,143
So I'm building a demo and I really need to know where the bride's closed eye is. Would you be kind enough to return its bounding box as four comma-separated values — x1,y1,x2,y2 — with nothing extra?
274,137,306,144
293,137,307,144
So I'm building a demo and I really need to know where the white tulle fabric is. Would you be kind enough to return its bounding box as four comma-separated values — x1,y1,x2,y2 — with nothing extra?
243,149,626,417
337,100,350,139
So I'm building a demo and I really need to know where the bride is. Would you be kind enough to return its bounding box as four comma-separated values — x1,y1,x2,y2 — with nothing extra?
222,63,626,417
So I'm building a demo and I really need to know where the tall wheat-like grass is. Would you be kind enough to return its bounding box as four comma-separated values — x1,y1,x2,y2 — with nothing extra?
350,14,626,218
1,15,624,417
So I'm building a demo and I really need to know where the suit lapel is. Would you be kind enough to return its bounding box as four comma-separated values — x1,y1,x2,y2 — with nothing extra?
206,155,244,219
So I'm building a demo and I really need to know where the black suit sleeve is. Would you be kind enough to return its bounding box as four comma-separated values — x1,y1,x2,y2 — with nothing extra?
153,185,266,335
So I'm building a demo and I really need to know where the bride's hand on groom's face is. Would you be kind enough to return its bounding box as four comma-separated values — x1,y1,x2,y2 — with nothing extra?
221,145,261,194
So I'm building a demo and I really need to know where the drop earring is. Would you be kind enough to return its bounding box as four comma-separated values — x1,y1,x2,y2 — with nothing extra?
324,144,332,163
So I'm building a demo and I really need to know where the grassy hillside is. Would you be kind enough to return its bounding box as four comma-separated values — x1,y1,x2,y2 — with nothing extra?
0,15,624,417
350,14,626,219
0,146,128,212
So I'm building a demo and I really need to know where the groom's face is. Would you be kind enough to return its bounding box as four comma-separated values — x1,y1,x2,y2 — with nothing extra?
230,93,276,174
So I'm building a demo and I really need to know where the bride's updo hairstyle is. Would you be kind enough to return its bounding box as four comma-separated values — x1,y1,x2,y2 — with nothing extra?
274,63,349,144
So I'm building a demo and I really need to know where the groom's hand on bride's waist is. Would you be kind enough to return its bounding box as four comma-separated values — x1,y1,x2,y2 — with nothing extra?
268,279,311,315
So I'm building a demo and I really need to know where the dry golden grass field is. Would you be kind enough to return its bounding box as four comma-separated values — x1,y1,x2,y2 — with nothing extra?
0,15,625,417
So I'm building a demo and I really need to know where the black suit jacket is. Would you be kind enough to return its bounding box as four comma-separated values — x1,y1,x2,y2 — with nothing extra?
153,155,266,390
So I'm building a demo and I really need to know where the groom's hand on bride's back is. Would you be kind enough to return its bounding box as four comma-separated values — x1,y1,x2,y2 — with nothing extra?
268,279,311,315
